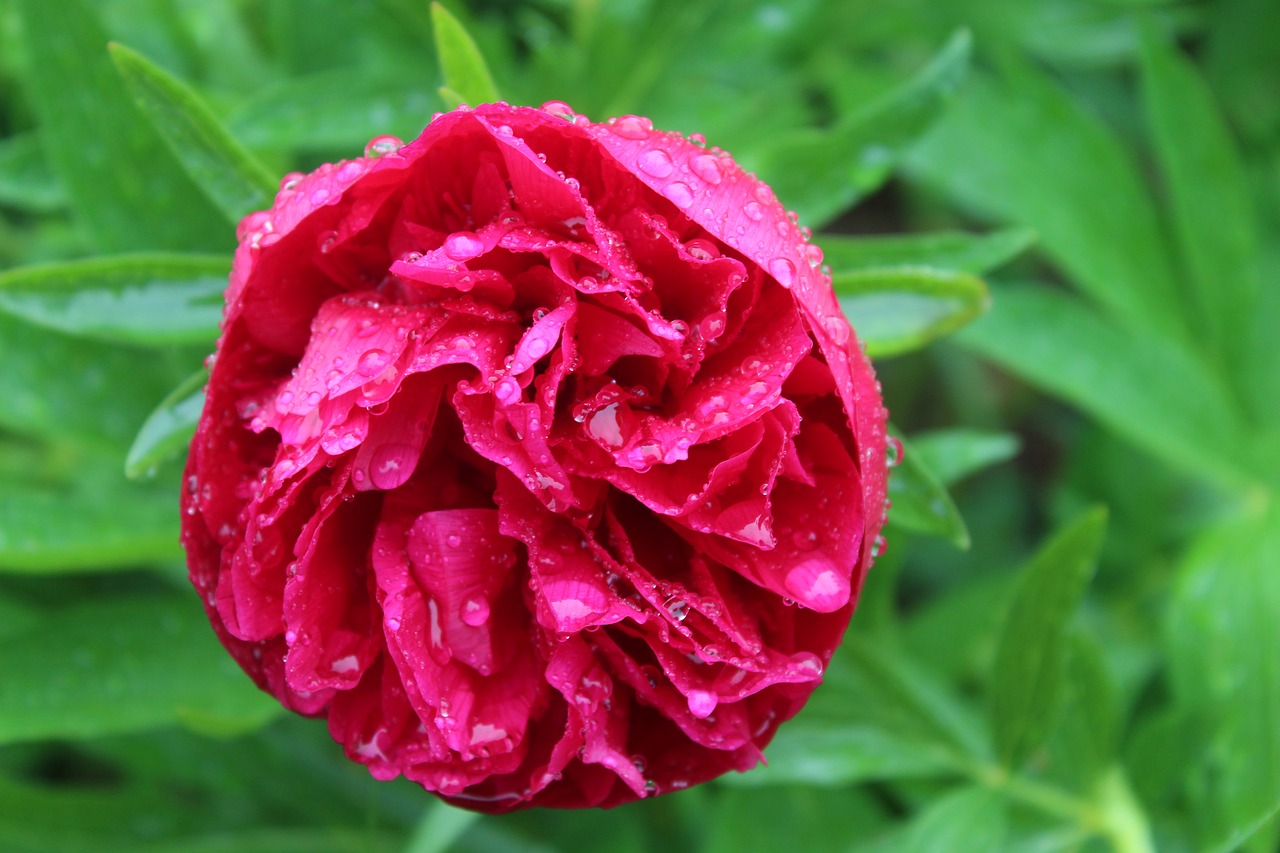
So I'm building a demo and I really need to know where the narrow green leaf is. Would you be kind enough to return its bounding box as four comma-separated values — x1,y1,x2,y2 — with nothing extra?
706,787,890,853
958,284,1251,490
888,432,970,549
839,267,990,359
11,0,229,252
906,61,1184,341
126,371,206,479
0,254,227,347
1138,22,1261,401
0,313,187,448
1051,631,1120,787
1166,509,1280,851
822,228,1036,277
0,458,182,572
990,507,1108,770
909,428,1021,487
0,591,280,743
430,2,500,106
0,132,66,212
752,29,971,227
109,42,278,224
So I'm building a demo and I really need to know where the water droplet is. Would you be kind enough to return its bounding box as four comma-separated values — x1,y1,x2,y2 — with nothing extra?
686,238,720,261
369,442,416,490
461,598,491,626
769,257,797,288
743,201,765,221
541,100,575,118
495,377,521,406
444,231,485,261
357,349,391,377
610,115,653,139
824,314,850,345
587,403,623,448
667,181,694,208
692,153,723,185
886,435,904,467
279,172,304,191
805,243,824,268
365,135,403,158
783,556,850,611
687,689,718,719
638,149,675,178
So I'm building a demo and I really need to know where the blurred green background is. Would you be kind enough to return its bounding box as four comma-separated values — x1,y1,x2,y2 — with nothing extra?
0,0,1277,850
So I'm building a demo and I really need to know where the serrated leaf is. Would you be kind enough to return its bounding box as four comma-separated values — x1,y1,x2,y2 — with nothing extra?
958,284,1251,490
0,457,182,572
839,267,990,358
0,312,187,448
906,60,1184,340
990,507,1108,770
11,0,229,252
109,42,278,224
0,132,66,212
751,29,971,227
822,228,1036,276
1138,22,1261,403
909,428,1021,487
0,254,227,347
431,3,499,107
1166,509,1280,851
0,591,279,743
126,371,205,479
887,432,970,549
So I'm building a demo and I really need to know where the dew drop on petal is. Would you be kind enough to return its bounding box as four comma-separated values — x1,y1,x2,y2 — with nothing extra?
783,556,850,611
357,349,391,376
638,149,675,178
743,201,765,221
687,689,718,719
365,135,403,158
444,231,485,261
692,153,723,185
369,442,417,490
667,181,695,208
461,598,491,627
769,257,797,289
586,403,623,448
610,115,653,139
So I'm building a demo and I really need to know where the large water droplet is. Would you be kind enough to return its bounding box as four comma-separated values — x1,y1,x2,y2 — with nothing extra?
687,689,718,719
369,442,417,490
357,349,391,377
692,154,723,185
587,403,623,447
365,135,403,158
443,231,485,261
743,201,765,221
638,149,675,178
610,115,653,139
769,257,797,288
667,181,694,208
461,597,491,626
783,556,850,611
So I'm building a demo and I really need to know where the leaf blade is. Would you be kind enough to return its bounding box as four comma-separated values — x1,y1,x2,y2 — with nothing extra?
430,2,500,107
838,267,990,358
990,507,1108,770
109,42,278,224
126,371,206,479
822,228,1036,277
0,254,227,347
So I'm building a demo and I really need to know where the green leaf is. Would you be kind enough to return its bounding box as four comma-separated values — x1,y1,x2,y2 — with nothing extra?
1166,508,1280,851
0,591,280,743
839,267,990,358
11,0,229,252
990,507,1108,770
227,69,437,152
0,312,187,448
109,42,278,224
1051,631,1120,787
126,372,206,479
734,638,985,787
909,428,1021,487
404,802,481,853
431,2,500,107
906,60,1184,340
822,228,1036,277
0,132,66,212
705,787,890,853
0,457,183,572
855,787,1008,853
958,284,1251,490
888,432,970,549
0,254,227,347
752,28,971,227
1138,22,1261,402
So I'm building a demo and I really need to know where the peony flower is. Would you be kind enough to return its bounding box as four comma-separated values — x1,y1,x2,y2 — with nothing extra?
181,102,889,811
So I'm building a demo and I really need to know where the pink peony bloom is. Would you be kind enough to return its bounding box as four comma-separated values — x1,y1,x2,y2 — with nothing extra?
182,102,889,811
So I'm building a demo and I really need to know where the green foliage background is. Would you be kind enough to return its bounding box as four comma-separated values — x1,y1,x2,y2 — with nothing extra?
0,0,1276,850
